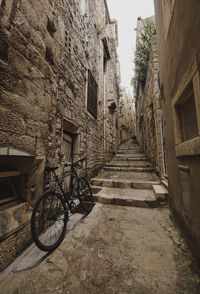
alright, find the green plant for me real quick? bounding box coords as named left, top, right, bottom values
left=134, top=18, right=156, bottom=88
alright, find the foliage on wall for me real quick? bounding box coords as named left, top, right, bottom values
left=134, top=18, right=156, bottom=88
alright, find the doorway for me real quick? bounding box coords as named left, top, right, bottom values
left=62, top=132, right=73, bottom=193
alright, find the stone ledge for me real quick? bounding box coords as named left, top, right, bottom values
left=153, top=185, right=168, bottom=200
left=175, top=137, right=200, bottom=157
left=0, top=147, right=34, bottom=157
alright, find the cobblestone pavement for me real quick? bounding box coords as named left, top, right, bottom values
left=0, top=203, right=200, bottom=294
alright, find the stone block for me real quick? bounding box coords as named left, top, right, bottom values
left=153, top=184, right=168, bottom=200
left=0, top=202, right=32, bottom=240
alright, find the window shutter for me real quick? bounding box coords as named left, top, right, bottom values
left=87, top=70, right=98, bottom=118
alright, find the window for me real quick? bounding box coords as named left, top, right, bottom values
left=0, top=148, right=31, bottom=206
left=87, top=70, right=98, bottom=118
left=174, top=81, right=199, bottom=144
left=0, top=173, right=19, bottom=206
left=181, top=93, right=198, bottom=142
left=172, top=58, right=200, bottom=156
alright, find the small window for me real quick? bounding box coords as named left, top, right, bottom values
left=172, top=60, right=200, bottom=157
left=175, top=82, right=199, bottom=143
left=181, top=93, right=199, bottom=141
left=87, top=70, right=98, bottom=118
left=0, top=171, right=21, bottom=206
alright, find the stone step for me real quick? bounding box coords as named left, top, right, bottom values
left=117, top=150, right=141, bottom=154
left=91, top=179, right=160, bottom=190
left=91, top=171, right=160, bottom=189
left=153, top=184, right=168, bottom=200
left=118, top=142, right=138, bottom=150
left=114, top=157, right=148, bottom=162
left=115, top=153, right=146, bottom=158
left=118, top=146, right=139, bottom=151
left=104, top=166, right=155, bottom=172
left=91, top=186, right=158, bottom=208
left=91, top=178, right=160, bottom=189
left=107, top=161, right=152, bottom=168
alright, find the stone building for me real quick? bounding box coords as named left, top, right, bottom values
left=119, top=88, right=135, bottom=143
left=134, top=17, right=167, bottom=179
left=0, top=0, right=120, bottom=270
left=103, top=18, right=121, bottom=161
left=154, top=0, right=200, bottom=261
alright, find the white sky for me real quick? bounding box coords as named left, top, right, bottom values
left=106, top=0, right=155, bottom=91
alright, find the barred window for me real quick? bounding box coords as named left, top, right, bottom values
left=172, top=60, right=200, bottom=157
left=87, top=70, right=98, bottom=118
left=181, top=93, right=199, bottom=141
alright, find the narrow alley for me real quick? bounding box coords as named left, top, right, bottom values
left=1, top=0, right=200, bottom=293
left=0, top=141, right=200, bottom=293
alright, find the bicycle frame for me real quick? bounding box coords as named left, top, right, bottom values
left=52, top=165, right=80, bottom=212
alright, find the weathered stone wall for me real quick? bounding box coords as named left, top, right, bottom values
left=0, top=0, right=120, bottom=270
left=154, top=0, right=200, bottom=262
left=135, top=33, right=166, bottom=178
left=105, top=56, right=120, bottom=160
left=102, top=20, right=120, bottom=162
left=119, top=88, right=135, bottom=143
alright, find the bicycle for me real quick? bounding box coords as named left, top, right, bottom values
left=31, top=157, right=94, bottom=252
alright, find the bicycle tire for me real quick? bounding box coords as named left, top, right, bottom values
left=78, top=177, right=94, bottom=213
left=31, top=191, right=68, bottom=251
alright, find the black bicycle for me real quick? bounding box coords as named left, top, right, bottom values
left=31, top=157, right=94, bottom=252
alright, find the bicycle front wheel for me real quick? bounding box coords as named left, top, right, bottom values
left=31, top=191, right=68, bottom=251
left=78, top=177, right=94, bottom=213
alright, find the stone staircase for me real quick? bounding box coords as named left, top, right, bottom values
left=91, top=140, right=168, bottom=208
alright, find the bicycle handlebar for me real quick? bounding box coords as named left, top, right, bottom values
left=46, top=157, right=87, bottom=172
left=64, top=157, right=86, bottom=167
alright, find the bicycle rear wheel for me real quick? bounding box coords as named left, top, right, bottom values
left=78, top=177, right=94, bottom=213
left=31, top=191, right=68, bottom=251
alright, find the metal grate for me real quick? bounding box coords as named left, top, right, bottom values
left=182, top=93, right=199, bottom=141
left=87, top=70, right=98, bottom=118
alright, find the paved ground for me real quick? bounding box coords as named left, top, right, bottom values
left=95, top=171, right=159, bottom=181
left=0, top=213, right=84, bottom=280
left=0, top=140, right=199, bottom=293
left=0, top=204, right=199, bottom=294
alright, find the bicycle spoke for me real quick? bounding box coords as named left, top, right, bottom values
left=31, top=191, right=68, bottom=251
